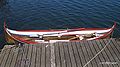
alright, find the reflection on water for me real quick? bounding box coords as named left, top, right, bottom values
left=0, top=0, right=120, bottom=48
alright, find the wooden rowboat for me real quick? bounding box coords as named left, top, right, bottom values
left=4, top=22, right=116, bottom=44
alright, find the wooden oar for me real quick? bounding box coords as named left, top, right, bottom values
left=68, top=36, right=79, bottom=40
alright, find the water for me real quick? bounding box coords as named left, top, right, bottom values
left=0, top=0, right=120, bottom=48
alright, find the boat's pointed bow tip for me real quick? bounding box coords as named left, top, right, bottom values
left=4, top=21, right=6, bottom=27
left=114, top=22, right=117, bottom=25
left=4, top=21, right=8, bottom=32
left=112, top=22, right=117, bottom=29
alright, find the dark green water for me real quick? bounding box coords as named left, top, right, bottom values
left=0, top=0, right=120, bottom=48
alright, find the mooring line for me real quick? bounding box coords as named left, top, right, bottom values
left=83, top=38, right=112, bottom=67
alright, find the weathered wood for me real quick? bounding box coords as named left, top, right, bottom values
left=10, top=47, right=19, bottom=67
left=36, top=44, right=42, bottom=67
left=0, top=48, right=11, bottom=67
left=91, top=40, right=103, bottom=67
left=86, top=40, right=99, bottom=67
left=63, top=42, right=72, bottom=67
left=112, top=39, right=120, bottom=59
left=0, top=48, right=7, bottom=66
left=72, top=42, right=82, bottom=67
left=68, top=42, right=77, bottom=67
left=101, top=39, right=114, bottom=67
left=24, top=45, right=32, bottom=67
left=82, top=40, right=92, bottom=67
left=55, top=42, right=61, bottom=67
left=99, top=40, right=110, bottom=60
left=104, top=40, right=118, bottom=60
left=4, top=47, right=15, bottom=67
left=59, top=42, right=66, bottom=67
left=20, top=45, right=29, bottom=67
left=49, top=43, right=52, bottom=67
left=41, top=44, right=46, bottom=67
left=110, top=39, right=120, bottom=66
left=0, top=38, right=120, bottom=67
left=95, top=40, right=109, bottom=67
left=30, top=45, right=37, bottom=67
left=76, top=41, right=86, bottom=66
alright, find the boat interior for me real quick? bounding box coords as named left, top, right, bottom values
left=11, top=33, right=97, bottom=42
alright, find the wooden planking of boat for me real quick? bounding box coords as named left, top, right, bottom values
left=4, top=22, right=116, bottom=44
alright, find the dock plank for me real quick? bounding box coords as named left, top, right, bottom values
left=41, top=44, right=46, bottom=67
left=72, top=42, right=82, bottom=67
left=102, top=39, right=115, bottom=67
left=113, top=39, right=120, bottom=59
left=111, top=39, right=120, bottom=66
left=5, top=47, right=15, bottom=67
left=36, top=44, right=42, bottom=67
left=86, top=40, right=99, bottom=67
left=94, top=40, right=109, bottom=67
left=82, top=41, right=93, bottom=67
left=15, top=46, right=25, bottom=67
left=0, top=48, right=7, bottom=66
left=68, top=42, right=77, bottom=67
left=59, top=42, right=66, bottom=67
left=91, top=40, right=104, bottom=67
left=55, top=42, right=61, bottom=67
left=63, top=42, right=72, bottom=67
left=24, top=45, right=32, bottom=67
left=10, top=47, right=19, bottom=67
left=104, top=39, right=119, bottom=67
left=76, top=42, right=86, bottom=66
left=99, top=40, right=110, bottom=61
left=0, top=48, right=11, bottom=67
left=30, top=45, right=37, bottom=67
left=46, top=43, right=51, bottom=67
left=20, top=45, right=29, bottom=67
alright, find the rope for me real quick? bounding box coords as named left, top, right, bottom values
left=83, top=38, right=112, bottom=67
left=83, top=31, right=114, bottom=67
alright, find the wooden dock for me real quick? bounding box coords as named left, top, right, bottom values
left=0, top=38, right=120, bottom=67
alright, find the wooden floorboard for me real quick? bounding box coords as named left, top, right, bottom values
left=95, top=40, right=109, bottom=67
left=30, top=45, right=37, bottom=67
left=41, top=44, right=46, bottom=67
left=63, top=42, right=72, bottom=67
left=76, top=42, right=86, bottom=66
left=69, top=42, right=78, bottom=67
left=46, top=43, right=51, bottom=67
left=36, top=44, right=42, bottom=67
left=0, top=48, right=7, bottom=66
left=86, top=40, right=99, bottom=67
left=20, top=45, right=29, bottom=67
left=5, top=47, right=15, bottom=67
left=59, top=42, right=66, bottom=67
left=55, top=42, right=61, bottom=67
left=72, top=42, right=82, bottom=67
left=111, top=39, right=120, bottom=66
left=25, top=44, right=32, bottom=67
left=101, top=39, right=114, bottom=67
left=0, top=38, right=120, bottom=67
left=10, top=47, right=19, bottom=67
left=104, top=39, right=119, bottom=67
left=0, top=48, right=11, bottom=67
left=82, top=41, right=93, bottom=67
